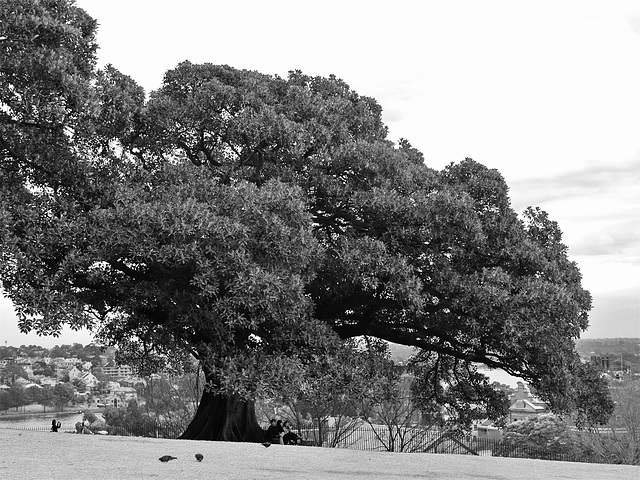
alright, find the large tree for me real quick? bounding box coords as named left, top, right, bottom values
left=0, top=0, right=612, bottom=441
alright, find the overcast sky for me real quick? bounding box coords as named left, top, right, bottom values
left=1, top=0, right=638, bottom=347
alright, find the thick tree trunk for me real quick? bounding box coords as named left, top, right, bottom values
left=179, top=389, right=265, bottom=442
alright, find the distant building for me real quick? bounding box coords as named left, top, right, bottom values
left=105, top=381, right=120, bottom=390
left=38, top=377, right=58, bottom=387
left=101, top=364, right=133, bottom=380
left=23, top=365, right=35, bottom=379
left=82, top=372, right=99, bottom=389
left=508, top=382, right=548, bottom=423
left=472, top=419, right=502, bottom=440
left=22, top=382, right=42, bottom=389
left=0, top=358, right=13, bottom=369
left=67, top=366, right=83, bottom=382
left=103, top=386, right=137, bottom=407
left=119, top=377, right=146, bottom=388
left=57, top=357, right=82, bottom=369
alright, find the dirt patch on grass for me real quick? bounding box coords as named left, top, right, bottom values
left=0, top=428, right=636, bottom=480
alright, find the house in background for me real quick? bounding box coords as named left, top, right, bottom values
left=508, top=382, right=548, bottom=423
left=473, top=418, right=502, bottom=440
left=22, top=382, right=42, bottom=390
left=38, top=377, right=58, bottom=387
left=106, top=381, right=121, bottom=391
left=103, top=386, right=137, bottom=408
left=22, top=365, right=35, bottom=379
left=67, top=366, right=83, bottom=382
left=82, top=372, right=99, bottom=391
left=101, top=361, right=133, bottom=380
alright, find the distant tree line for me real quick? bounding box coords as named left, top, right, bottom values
left=0, top=343, right=105, bottom=363
left=0, top=382, right=76, bottom=413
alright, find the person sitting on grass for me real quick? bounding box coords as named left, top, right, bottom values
left=281, top=420, right=300, bottom=445
left=265, top=418, right=281, bottom=444
left=51, top=419, right=61, bottom=432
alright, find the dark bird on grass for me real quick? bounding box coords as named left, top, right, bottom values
left=159, top=455, right=177, bottom=462
left=262, top=442, right=271, bottom=448
left=195, top=453, right=203, bottom=462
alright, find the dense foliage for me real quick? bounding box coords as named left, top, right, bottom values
left=494, top=413, right=584, bottom=460
left=0, top=382, right=75, bottom=413
left=0, top=0, right=614, bottom=439
left=494, top=382, right=640, bottom=466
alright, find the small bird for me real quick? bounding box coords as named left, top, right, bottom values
left=159, top=455, right=177, bottom=462
left=261, top=442, right=271, bottom=448
left=195, top=453, right=203, bottom=462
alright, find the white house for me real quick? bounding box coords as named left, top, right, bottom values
left=22, top=382, right=43, bottom=390
left=472, top=418, right=502, bottom=440
left=22, top=365, right=35, bottom=379
left=67, top=366, right=83, bottom=382
left=101, top=364, right=133, bottom=380
left=82, top=372, right=99, bottom=389
left=62, top=357, right=81, bottom=367
left=106, top=381, right=121, bottom=391
left=103, top=386, right=137, bottom=408
left=508, top=382, right=548, bottom=423
left=38, top=377, right=58, bottom=387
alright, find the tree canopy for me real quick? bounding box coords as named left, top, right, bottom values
left=0, top=0, right=613, bottom=439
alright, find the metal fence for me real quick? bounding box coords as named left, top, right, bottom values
left=106, top=424, right=184, bottom=439
left=0, top=422, right=185, bottom=438
left=293, top=425, right=606, bottom=463
left=1, top=425, right=52, bottom=433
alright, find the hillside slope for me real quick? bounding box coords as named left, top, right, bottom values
left=0, top=428, right=637, bottom=480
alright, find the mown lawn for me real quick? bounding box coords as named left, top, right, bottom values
left=0, top=428, right=636, bottom=480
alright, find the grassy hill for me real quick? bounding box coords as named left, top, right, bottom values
left=0, top=428, right=637, bottom=480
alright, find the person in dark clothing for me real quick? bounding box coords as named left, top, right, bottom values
left=51, top=419, right=61, bottom=432
left=276, top=420, right=284, bottom=443
left=281, top=420, right=300, bottom=445
left=265, top=418, right=281, bottom=443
